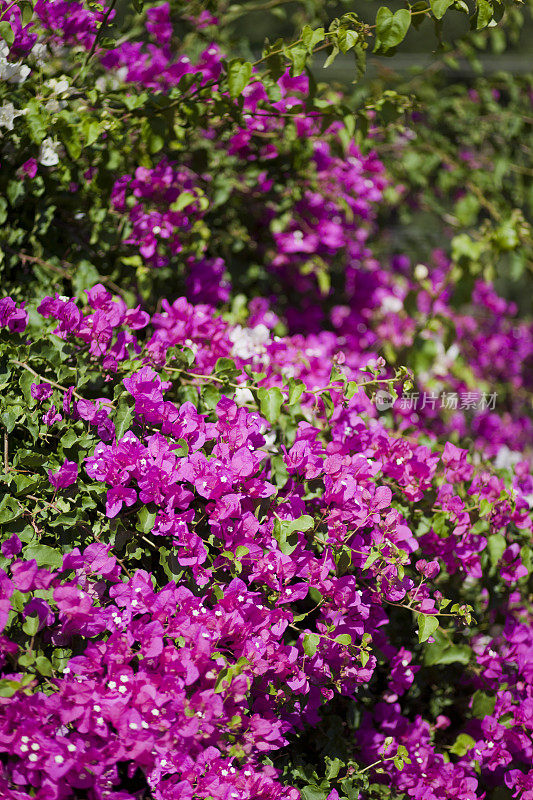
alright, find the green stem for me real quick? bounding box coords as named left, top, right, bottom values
left=0, top=0, right=19, bottom=21
left=74, top=0, right=119, bottom=84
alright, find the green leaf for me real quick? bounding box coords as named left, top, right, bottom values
left=18, top=652, right=36, bottom=667
left=321, top=390, right=334, bottom=419
left=337, top=27, right=359, bottom=54
left=336, top=547, right=351, bottom=576
left=286, top=43, right=308, bottom=76
left=0, top=496, right=22, bottom=524
left=521, top=544, right=531, bottom=576
left=451, top=233, right=484, bottom=264
left=363, top=548, right=381, bottom=570
left=214, top=357, right=239, bottom=378
left=344, top=381, right=359, bottom=400
left=270, top=454, right=289, bottom=489
left=22, top=614, right=40, bottom=636
left=494, top=220, right=519, bottom=251
left=471, top=690, right=496, bottom=719
left=214, top=667, right=229, bottom=693
left=302, top=25, right=325, bottom=52
left=354, top=45, right=366, bottom=79
left=35, top=656, right=53, bottom=676
left=429, top=0, right=454, bottom=19
left=59, top=120, right=82, bottom=160
left=283, top=515, right=314, bottom=535
left=424, top=631, right=471, bottom=665
left=257, top=387, right=283, bottom=424
left=287, top=378, right=305, bottom=405
left=202, top=383, right=221, bottom=410
left=227, top=59, right=252, bottom=98
left=334, top=633, right=352, bottom=646
left=454, top=194, right=480, bottom=226
left=173, top=438, right=189, bottom=457
left=325, top=757, right=342, bottom=780
left=301, top=787, right=327, bottom=800
left=0, top=679, right=25, bottom=698
left=374, top=7, right=411, bottom=52
left=170, top=191, right=197, bottom=212
left=417, top=613, right=439, bottom=643
left=302, top=632, right=320, bottom=657
left=273, top=516, right=312, bottom=556
left=60, top=429, right=79, bottom=450
left=476, top=0, right=493, bottom=28
left=25, top=98, right=48, bottom=144
left=479, top=497, right=492, bottom=517
left=10, top=591, right=27, bottom=613
left=7, top=179, right=24, bottom=206
left=497, top=711, right=513, bottom=728
left=137, top=507, right=156, bottom=533
left=114, top=400, right=134, bottom=440
left=73, top=261, right=100, bottom=296
left=0, top=21, right=15, bottom=48
left=82, top=118, right=104, bottom=147
left=487, top=533, right=506, bottom=567
left=1, top=408, right=19, bottom=433
left=24, top=544, right=63, bottom=569
left=323, top=45, right=339, bottom=69
left=20, top=2, right=34, bottom=27
left=449, top=733, right=476, bottom=756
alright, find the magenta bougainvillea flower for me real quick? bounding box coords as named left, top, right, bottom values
left=48, top=459, right=78, bottom=490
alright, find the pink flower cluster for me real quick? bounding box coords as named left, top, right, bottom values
left=98, top=11, right=532, bottom=463
left=0, top=0, right=111, bottom=64
left=34, top=0, right=112, bottom=51
left=102, top=4, right=222, bottom=90
left=0, top=297, right=27, bottom=333
left=357, top=600, right=533, bottom=800
left=1, top=288, right=531, bottom=798
left=111, top=162, right=207, bottom=267
left=0, top=0, right=37, bottom=58
left=0, top=544, right=300, bottom=800
left=37, top=284, right=149, bottom=367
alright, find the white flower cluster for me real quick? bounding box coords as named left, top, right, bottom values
left=0, top=101, right=26, bottom=132
left=234, top=386, right=254, bottom=406
left=494, top=446, right=533, bottom=508
left=0, top=43, right=30, bottom=84
left=44, top=77, right=72, bottom=113
left=39, top=138, right=60, bottom=166
left=229, top=323, right=270, bottom=359
left=30, top=42, right=47, bottom=67
left=381, top=294, right=403, bottom=314
left=494, top=445, right=522, bottom=471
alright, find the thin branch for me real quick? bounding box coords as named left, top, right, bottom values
left=12, top=361, right=91, bottom=404
left=76, top=0, right=119, bottom=81
left=3, top=430, right=8, bottom=473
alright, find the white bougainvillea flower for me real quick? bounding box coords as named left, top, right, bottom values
left=0, top=43, right=31, bottom=84
left=39, top=138, right=60, bottom=167
left=0, top=102, right=26, bottom=132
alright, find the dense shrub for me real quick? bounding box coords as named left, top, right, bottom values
left=0, top=2, right=532, bottom=800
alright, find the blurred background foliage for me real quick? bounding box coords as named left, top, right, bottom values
left=1, top=0, right=531, bottom=316
left=216, top=0, right=533, bottom=313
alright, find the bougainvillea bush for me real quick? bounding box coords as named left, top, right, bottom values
left=0, top=1, right=532, bottom=799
